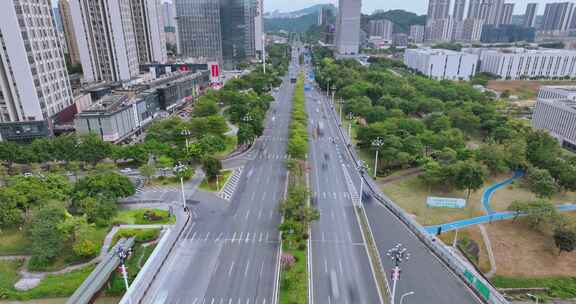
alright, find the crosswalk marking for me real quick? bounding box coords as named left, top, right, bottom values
left=218, top=167, right=243, bottom=201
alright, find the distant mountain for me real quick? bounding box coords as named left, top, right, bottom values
left=362, top=10, right=426, bottom=34
left=264, top=4, right=335, bottom=19
left=264, top=4, right=336, bottom=33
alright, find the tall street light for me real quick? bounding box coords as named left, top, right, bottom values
left=400, top=291, right=415, bottom=304
left=357, top=160, right=367, bottom=206
left=387, top=243, right=411, bottom=304
left=337, top=98, right=345, bottom=124
left=181, top=129, right=191, bottom=152
left=347, top=112, right=354, bottom=140
left=173, top=162, right=188, bottom=211
left=116, top=246, right=132, bottom=303
left=371, top=137, right=385, bottom=178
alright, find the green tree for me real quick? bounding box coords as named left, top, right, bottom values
left=526, top=168, right=557, bottom=199
left=0, top=188, right=25, bottom=228
left=524, top=200, right=558, bottom=229
left=554, top=227, right=576, bottom=255
left=451, top=160, right=488, bottom=200
left=73, top=172, right=135, bottom=202
left=238, top=124, right=256, bottom=145
left=194, top=98, right=219, bottom=117
left=73, top=196, right=118, bottom=226
left=77, top=134, right=113, bottom=165
left=477, top=144, right=508, bottom=174
left=202, top=157, right=222, bottom=180
left=27, top=203, right=68, bottom=266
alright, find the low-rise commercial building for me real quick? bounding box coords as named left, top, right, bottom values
left=404, top=48, right=478, bottom=80
left=533, top=86, right=576, bottom=151
left=478, top=48, right=576, bottom=80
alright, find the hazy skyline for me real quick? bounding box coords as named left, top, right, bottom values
left=51, top=0, right=560, bottom=16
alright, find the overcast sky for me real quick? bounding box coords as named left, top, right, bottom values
left=51, top=0, right=560, bottom=15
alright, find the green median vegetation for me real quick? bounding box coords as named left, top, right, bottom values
left=279, top=73, right=319, bottom=304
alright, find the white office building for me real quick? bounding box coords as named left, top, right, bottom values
left=533, top=86, right=576, bottom=151
left=336, top=0, right=361, bottom=55
left=478, top=48, right=576, bottom=80
left=0, top=0, right=73, bottom=122
left=404, top=48, right=478, bottom=80
left=255, top=0, right=264, bottom=54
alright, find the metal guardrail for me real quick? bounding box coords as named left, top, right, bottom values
left=119, top=212, right=191, bottom=304
left=321, top=83, right=509, bottom=304
left=66, top=237, right=135, bottom=304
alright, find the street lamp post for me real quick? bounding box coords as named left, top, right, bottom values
left=357, top=161, right=367, bottom=206
left=116, top=246, right=132, bottom=303
left=181, top=129, right=191, bottom=152
left=400, top=291, right=415, bottom=304
left=387, top=243, right=411, bottom=304
left=173, top=163, right=188, bottom=211
left=371, top=137, right=385, bottom=178
left=337, top=98, right=344, bottom=123
left=331, top=85, right=336, bottom=105
left=347, top=112, right=354, bottom=139
left=326, top=78, right=331, bottom=98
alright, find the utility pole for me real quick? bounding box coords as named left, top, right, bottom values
left=357, top=160, right=367, bottom=206
left=347, top=112, right=354, bottom=140
left=371, top=137, right=385, bottom=178
left=387, top=243, right=410, bottom=304
left=262, top=34, right=266, bottom=74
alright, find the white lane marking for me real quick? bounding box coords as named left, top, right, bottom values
left=261, top=191, right=267, bottom=202
left=259, top=233, right=263, bottom=242
left=245, top=260, right=251, bottom=277
left=228, top=299, right=232, bottom=304
left=331, top=210, right=335, bottom=220
left=322, top=232, right=326, bottom=241
left=191, top=231, right=198, bottom=241
left=211, top=298, right=215, bottom=304
left=239, top=232, right=244, bottom=242
left=347, top=230, right=352, bottom=242
left=245, top=210, right=251, bottom=220
left=205, top=232, right=211, bottom=241
left=246, top=232, right=251, bottom=243
left=338, top=259, right=343, bottom=274
left=250, top=191, right=256, bottom=202
left=265, top=232, right=269, bottom=241
left=232, top=232, right=237, bottom=242
left=229, top=262, right=235, bottom=277
left=216, top=232, right=223, bottom=242
left=258, top=209, right=263, bottom=220
left=269, top=210, right=274, bottom=219
left=192, top=299, right=198, bottom=304
left=324, top=259, right=328, bottom=273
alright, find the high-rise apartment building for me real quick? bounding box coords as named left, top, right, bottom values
left=426, top=18, right=454, bottom=41
left=220, top=0, right=257, bottom=68
left=174, top=0, right=223, bottom=63
left=523, top=3, right=538, bottom=28
left=369, top=19, right=394, bottom=40
left=70, top=0, right=140, bottom=82
left=499, top=3, right=514, bottom=25
left=468, top=0, right=481, bottom=19
left=336, top=0, right=361, bottom=55
left=541, top=2, right=575, bottom=32
left=130, top=0, right=167, bottom=64
left=410, top=25, right=425, bottom=43
left=59, top=0, right=81, bottom=66
left=467, top=0, right=504, bottom=25
left=163, top=2, right=175, bottom=28
left=0, top=0, right=73, bottom=122
left=427, top=0, right=451, bottom=20
left=255, top=0, right=264, bottom=54
left=453, top=0, right=467, bottom=21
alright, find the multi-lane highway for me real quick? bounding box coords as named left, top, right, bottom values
left=141, top=53, right=299, bottom=304
left=306, top=59, right=482, bottom=303
left=305, top=68, right=382, bottom=302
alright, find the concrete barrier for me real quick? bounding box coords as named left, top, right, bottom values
left=66, top=238, right=135, bottom=304
left=119, top=213, right=191, bottom=304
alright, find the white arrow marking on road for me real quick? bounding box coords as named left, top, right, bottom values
left=191, top=231, right=197, bottom=241
left=229, top=262, right=235, bottom=277
left=245, top=261, right=250, bottom=277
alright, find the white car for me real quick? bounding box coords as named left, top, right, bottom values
left=120, top=168, right=133, bottom=174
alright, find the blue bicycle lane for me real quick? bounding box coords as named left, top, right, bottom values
left=424, top=170, right=576, bottom=234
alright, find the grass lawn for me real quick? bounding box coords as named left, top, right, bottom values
left=199, top=170, right=232, bottom=192
left=380, top=175, right=486, bottom=225
left=111, top=228, right=161, bottom=248
left=215, top=136, right=238, bottom=158
left=490, top=179, right=576, bottom=212
left=492, top=276, right=576, bottom=300
left=147, top=176, right=180, bottom=187
left=0, top=229, right=31, bottom=256
left=279, top=242, right=307, bottom=304
left=113, top=208, right=175, bottom=225
left=0, top=258, right=95, bottom=301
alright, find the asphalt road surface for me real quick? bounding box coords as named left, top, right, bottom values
left=141, top=56, right=298, bottom=304
left=306, top=65, right=482, bottom=304
left=304, top=69, right=382, bottom=303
